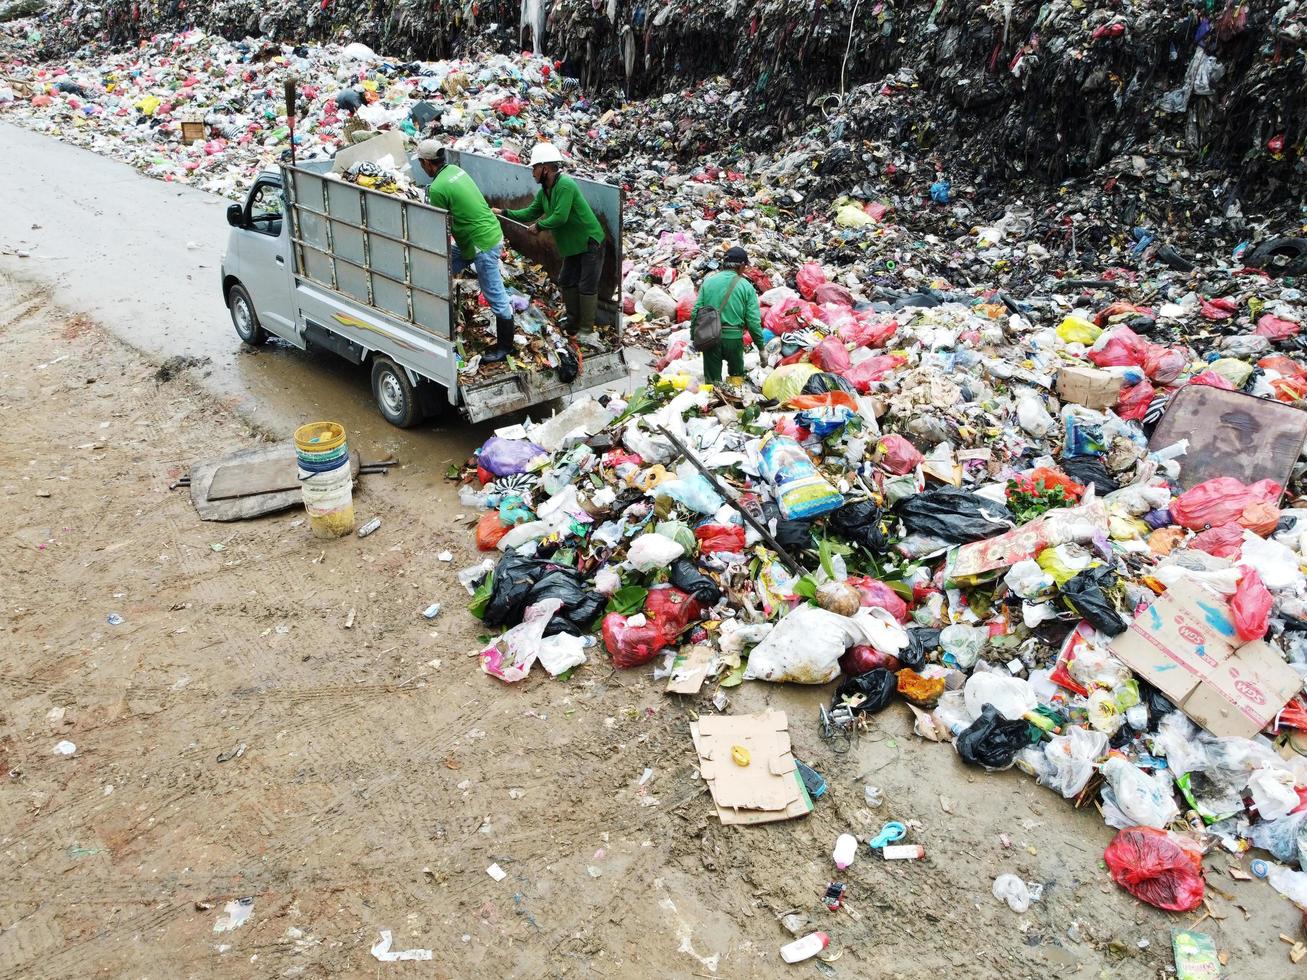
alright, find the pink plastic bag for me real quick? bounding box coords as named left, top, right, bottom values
left=1143, top=347, right=1188, bottom=385
left=838, top=316, right=897, bottom=348
left=1187, top=369, right=1235, bottom=390
left=1231, top=569, right=1272, bottom=642
left=1256, top=314, right=1301, bottom=340
left=1200, top=297, right=1238, bottom=321
left=1090, top=326, right=1150, bottom=368
left=846, top=354, right=907, bottom=392
left=877, top=434, right=924, bottom=475
left=1115, top=379, right=1155, bottom=421
left=810, top=336, right=852, bottom=375
left=847, top=576, right=909, bottom=622
left=815, top=303, right=857, bottom=331
left=1170, top=477, right=1282, bottom=532
left=1188, top=523, right=1244, bottom=559
left=812, top=282, right=854, bottom=306
left=796, top=262, right=827, bottom=300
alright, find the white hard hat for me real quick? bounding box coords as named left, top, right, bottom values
left=416, top=138, right=446, bottom=161
left=529, top=142, right=564, bottom=166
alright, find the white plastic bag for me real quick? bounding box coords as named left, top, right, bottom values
left=1248, top=765, right=1300, bottom=821
left=478, top=598, right=561, bottom=682
left=992, top=874, right=1040, bottom=913
left=627, top=533, right=686, bottom=572
left=593, top=567, right=621, bottom=596
left=537, top=632, right=587, bottom=677
left=1039, top=727, right=1108, bottom=798
left=964, top=672, right=1036, bottom=721
left=1100, top=756, right=1179, bottom=830
left=743, top=605, right=862, bottom=684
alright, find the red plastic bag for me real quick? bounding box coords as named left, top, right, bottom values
left=1089, top=326, right=1150, bottom=368
left=1256, top=314, right=1301, bottom=340
left=809, top=336, right=852, bottom=375
left=846, top=354, right=908, bottom=392
left=1231, top=569, right=1272, bottom=642
left=603, top=613, right=669, bottom=668
left=847, top=576, right=909, bottom=622
left=838, top=316, right=897, bottom=348
left=877, top=434, right=924, bottom=475
left=1200, top=297, right=1238, bottom=321
left=1188, top=523, right=1244, bottom=559
left=1170, top=477, right=1282, bottom=532
left=476, top=511, right=512, bottom=550
left=812, top=282, right=854, bottom=306
left=674, top=295, right=694, bottom=323
left=695, top=523, right=746, bottom=554
left=644, top=586, right=704, bottom=635
left=796, top=262, right=827, bottom=300
left=1103, top=826, right=1205, bottom=912
left=1143, top=347, right=1188, bottom=385
left=654, top=338, right=689, bottom=371
left=1258, top=355, right=1307, bottom=378
left=840, top=644, right=900, bottom=676
left=1187, top=369, right=1235, bottom=390
left=1115, top=379, right=1156, bottom=421
left=763, top=299, right=806, bottom=335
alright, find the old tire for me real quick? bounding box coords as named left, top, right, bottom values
left=1245, top=237, right=1307, bottom=277
left=228, top=284, right=268, bottom=346
left=371, top=356, right=421, bottom=428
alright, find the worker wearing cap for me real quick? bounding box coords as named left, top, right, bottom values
left=495, top=143, right=605, bottom=337
left=416, top=139, right=517, bottom=363
left=692, top=246, right=763, bottom=388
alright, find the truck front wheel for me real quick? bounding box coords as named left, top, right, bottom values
left=371, top=357, right=422, bottom=428
left=228, top=284, right=268, bottom=346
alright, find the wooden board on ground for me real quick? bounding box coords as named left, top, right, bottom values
left=209, top=452, right=360, bottom=501
left=188, top=443, right=360, bottom=522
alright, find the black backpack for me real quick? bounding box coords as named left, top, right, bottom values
left=690, top=273, right=744, bottom=352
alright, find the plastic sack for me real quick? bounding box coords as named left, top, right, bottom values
left=1170, top=477, right=1282, bottom=531
left=478, top=436, right=547, bottom=477
left=1089, top=326, right=1151, bottom=368
left=896, top=489, right=1015, bottom=544
left=525, top=570, right=607, bottom=637
left=810, top=336, right=852, bottom=375
left=1103, top=826, right=1205, bottom=912
left=1038, top=727, right=1109, bottom=798
left=669, top=558, right=723, bottom=606
left=1115, top=380, right=1156, bottom=422
left=964, top=672, right=1037, bottom=722
left=827, top=500, right=889, bottom=552
left=694, top=523, right=745, bottom=555
left=757, top=432, right=844, bottom=521
left=1102, top=757, right=1179, bottom=830
left=476, top=511, right=512, bottom=550
left=762, top=363, right=822, bottom=403
left=847, top=576, right=908, bottom=621
left=602, top=613, right=669, bottom=668
left=1231, top=569, right=1272, bottom=642
left=877, top=434, right=924, bottom=474
left=832, top=667, right=898, bottom=714
left=955, top=704, right=1033, bottom=771
left=1061, top=565, right=1128, bottom=636
left=627, top=533, right=686, bottom=571
left=1189, top=523, right=1244, bottom=559
left=796, top=262, right=827, bottom=300
left=480, top=598, right=562, bottom=682
left=743, top=604, right=862, bottom=684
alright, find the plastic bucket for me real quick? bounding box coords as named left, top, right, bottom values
left=300, top=463, right=355, bottom=539
left=295, top=421, right=346, bottom=455
left=297, top=448, right=351, bottom=474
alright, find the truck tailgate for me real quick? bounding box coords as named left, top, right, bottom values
left=460, top=349, right=630, bottom=424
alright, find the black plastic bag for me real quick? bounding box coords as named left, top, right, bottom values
left=955, top=704, right=1032, bottom=770
left=556, top=344, right=580, bottom=384
left=832, top=668, right=897, bottom=715
left=898, top=627, right=940, bottom=672
left=669, top=558, right=723, bottom=607
left=896, top=488, right=1014, bottom=543
left=774, top=519, right=814, bottom=551
left=801, top=371, right=858, bottom=397
left=1061, top=565, right=1128, bottom=636
left=1059, top=455, right=1120, bottom=495
left=827, top=499, right=889, bottom=552
left=525, top=569, right=607, bottom=637
left=483, top=553, right=549, bottom=628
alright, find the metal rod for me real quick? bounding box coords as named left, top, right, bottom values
left=653, top=424, right=807, bottom=576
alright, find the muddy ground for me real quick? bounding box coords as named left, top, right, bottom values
left=0, top=265, right=1302, bottom=978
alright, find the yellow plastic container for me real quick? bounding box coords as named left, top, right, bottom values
left=295, top=421, right=346, bottom=455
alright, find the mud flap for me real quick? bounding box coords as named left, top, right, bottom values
left=459, top=348, right=629, bottom=423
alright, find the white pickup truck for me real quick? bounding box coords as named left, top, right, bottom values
left=218, top=134, right=629, bottom=426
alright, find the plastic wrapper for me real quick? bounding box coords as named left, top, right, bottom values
left=896, top=489, right=1015, bottom=544
left=1061, top=565, right=1128, bottom=635
left=878, top=434, right=924, bottom=474
left=668, top=558, right=723, bottom=606
left=1103, top=826, right=1205, bottom=912
left=757, top=432, right=844, bottom=520
left=743, top=604, right=863, bottom=684
left=832, top=667, right=898, bottom=714
left=1231, top=569, right=1272, bottom=642
left=955, top=705, right=1033, bottom=771
left=1170, top=477, right=1282, bottom=532
left=478, top=436, right=547, bottom=477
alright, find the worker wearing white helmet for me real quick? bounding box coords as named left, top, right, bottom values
left=496, top=142, right=606, bottom=337
left=417, top=139, right=518, bottom=363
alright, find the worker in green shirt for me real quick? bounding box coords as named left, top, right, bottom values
left=692, top=245, right=763, bottom=388
left=417, top=139, right=517, bottom=363
left=495, top=143, right=606, bottom=337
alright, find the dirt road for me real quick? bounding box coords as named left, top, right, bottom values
left=2, top=262, right=1302, bottom=977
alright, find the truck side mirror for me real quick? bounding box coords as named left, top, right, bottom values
left=226, top=204, right=244, bottom=228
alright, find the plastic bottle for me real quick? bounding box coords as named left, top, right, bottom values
left=780, top=932, right=829, bottom=964
left=832, top=834, right=857, bottom=870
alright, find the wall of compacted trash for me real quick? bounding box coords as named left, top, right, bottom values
left=7, top=15, right=1307, bottom=954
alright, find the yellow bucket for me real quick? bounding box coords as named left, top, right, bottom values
left=295, top=421, right=346, bottom=455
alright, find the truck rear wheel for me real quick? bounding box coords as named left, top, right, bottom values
left=371, top=356, right=422, bottom=428
left=228, top=284, right=268, bottom=346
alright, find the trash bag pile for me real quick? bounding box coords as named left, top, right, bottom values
left=457, top=252, right=1307, bottom=916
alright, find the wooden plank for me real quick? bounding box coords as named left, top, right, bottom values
left=208, top=451, right=359, bottom=501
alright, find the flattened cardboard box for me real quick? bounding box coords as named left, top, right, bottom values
left=691, top=711, right=813, bottom=825
left=1108, top=580, right=1301, bottom=739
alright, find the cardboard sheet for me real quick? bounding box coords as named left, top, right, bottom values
left=691, top=711, right=813, bottom=825
left=1108, top=580, right=1301, bottom=738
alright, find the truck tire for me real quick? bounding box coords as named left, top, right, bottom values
left=1245, top=237, right=1307, bottom=278
left=228, top=284, right=268, bottom=346
left=371, top=356, right=422, bottom=428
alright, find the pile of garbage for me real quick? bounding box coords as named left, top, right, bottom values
left=457, top=246, right=1307, bottom=920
